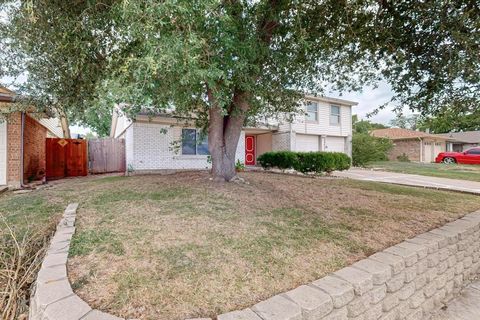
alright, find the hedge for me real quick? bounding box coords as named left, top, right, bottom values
left=257, top=151, right=351, bottom=174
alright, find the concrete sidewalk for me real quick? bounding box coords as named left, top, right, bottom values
left=334, top=168, right=480, bottom=195
left=431, top=281, right=480, bottom=320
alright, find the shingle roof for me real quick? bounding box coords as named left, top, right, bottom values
left=436, top=131, right=480, bottom=144
left=370, top=128, right=448, bottom=140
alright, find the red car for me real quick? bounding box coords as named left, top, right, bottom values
left=435, top=147, right=480, bottom=164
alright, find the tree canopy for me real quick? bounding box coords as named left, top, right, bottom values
left=1, top=0, right=478, bottom=179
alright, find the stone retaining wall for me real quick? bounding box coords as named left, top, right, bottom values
left=30, top=204, right=480, bottom=320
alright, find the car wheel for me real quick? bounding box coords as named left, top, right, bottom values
left=443, top=157, right=456, bottom=164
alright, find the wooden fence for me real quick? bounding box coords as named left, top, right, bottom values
left=46, top=138, right=88, bottom=180
left=88, top=138, right=126, bottom=174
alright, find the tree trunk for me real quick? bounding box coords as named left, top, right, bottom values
left=207, top=90, right=249, bottom=182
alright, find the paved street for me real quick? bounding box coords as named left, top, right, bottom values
left=334, top=168, right=480, bottom=195
left=431, top=281, right=480, bottom=320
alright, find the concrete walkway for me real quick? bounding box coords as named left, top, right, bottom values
left=431, top=281, right=480, bottom=320
left=334, top=168, right=480, bottom=195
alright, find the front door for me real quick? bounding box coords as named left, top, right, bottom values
left=245, top=135, right=256, bottom=166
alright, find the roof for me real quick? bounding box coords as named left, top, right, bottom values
left=370, top=128, right=448, bottom=140
left=304, top=94, right=358, bottom=106
left=435, top=131, right=480, bottom=144
left=0, top=87, right=15, bottom=102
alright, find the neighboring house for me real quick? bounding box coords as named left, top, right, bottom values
left=435, top=131, right=480, bottom=152
left=111, top=95, right=357, bottom=173
left=371, top=128, right=449, bottom=163
left=0, top=87, right=64, bottom=188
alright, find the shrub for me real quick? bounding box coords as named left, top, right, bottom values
left=257, top=151, right=351, bottom=174
left=397, top=153, right=410, bottom=162
left=352, top=133, right=393, bottom=167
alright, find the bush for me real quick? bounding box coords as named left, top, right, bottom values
left=397, top=153, right=410, bottom=162
left=352, top=133, right=393, bottom=167
left=257, top=151, right=351, bottom=174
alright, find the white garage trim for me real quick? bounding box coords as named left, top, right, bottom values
left=0, top=121, right=6, bottom=185
left=325, top=136, right=346, bottom=153
left=295, top=134, right=319, bottom=152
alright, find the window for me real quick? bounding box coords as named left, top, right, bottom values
left=306, top=102, right=318, bottom=122
left=330, top=105, right=341, bottom=125
left=182, top=129, right=209, bottom=155
left=466, top=148, right=480, bottom=155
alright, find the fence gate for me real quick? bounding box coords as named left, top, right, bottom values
left=88, top=138, right=126, bottom=174
left=46, top=138, right=88, bottom=180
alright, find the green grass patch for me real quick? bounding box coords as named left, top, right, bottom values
left=70, top=229, right=125, bottom=256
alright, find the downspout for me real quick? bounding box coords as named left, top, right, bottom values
left=20, top=112, right=26, bottom=188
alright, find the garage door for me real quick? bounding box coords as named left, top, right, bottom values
left=0, top=121, right=6, bottom=185
left=295, top=134, right=319, bottom=152
left=423, top=142, right=433, bottom=163
left=325, top=136, right=346, bottom=153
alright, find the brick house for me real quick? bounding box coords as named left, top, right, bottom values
left=371, top=128, right=450, bottom=163
left=0, top=87, right=63, bottom=188
left=110, top=95, right=357, bottom=173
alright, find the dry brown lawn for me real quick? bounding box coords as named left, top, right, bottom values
left=49, top=171, right=480, bottom=320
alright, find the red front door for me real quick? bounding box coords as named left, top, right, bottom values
left=245, top=135, right=256, bottom=166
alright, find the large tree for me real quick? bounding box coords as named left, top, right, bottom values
left=1, top=1, right=479, bottom=181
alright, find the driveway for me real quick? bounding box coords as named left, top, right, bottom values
left=334, top=168, right=480, bottom=195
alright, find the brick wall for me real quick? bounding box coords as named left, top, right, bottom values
left=127, top=122, right=245, bottom=172
left=217, top=210, right=480, bottom=320
left=23, top=115, right=47, bottom=182
left=7, top=112, right=22, bottom=187
left=388, top=139, right=421, bottom=162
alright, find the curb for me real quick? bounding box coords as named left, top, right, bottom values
left=30, top=204, right=480, bottom=320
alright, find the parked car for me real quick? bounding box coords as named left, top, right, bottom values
left=435, top=147, right=480, bottom=164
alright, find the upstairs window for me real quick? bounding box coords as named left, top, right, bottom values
left=182, top=129, right=209, bottom=155
left=330, top=105, right=341, bottom=125
left=306, top=102, right=318, bottom=122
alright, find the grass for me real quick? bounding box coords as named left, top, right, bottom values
left=367, top=161, right=480, bottom=182
left=2, top=172, right=480, bottom=320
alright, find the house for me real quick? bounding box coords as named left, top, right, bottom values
left=110, top=95, right=357, bottom=173
left=0, top=87, right=64, bottom=188
left=435, top=131, right=480, bottom=152
left=370, top=128, right=449, bottom=163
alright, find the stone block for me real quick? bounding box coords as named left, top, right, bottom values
left=283, top=285, right=333, bottom=320
left=34, top=279, right=73, bottom=309
left=370, top=284, right=387, bottom=304
left=397, top=282, right=415, bottom=301
left=414, top=273, right=426, bottom=290
left=423, top=282, right=437, bottom=298
left=453, top=274, right=463, bottom=288
left=397, top=242, right=428, bottom=259
left=415, top=258, right=428, bottom=274
left=322, top=307, right=348, bottom=320
left=421, top=297, right=435, bottom=314
left=436, top=274, right=447, bottom=289
left=425, top=267, right=437, bottom=283
left=406, top=308, right=423, bottom=320
left=417, top=232, right=448, bottom=248
left=406, top=237, right=438, bottom=254
left=386, top=273, right=405, bottom=293
left=384, top=246, right=418, bottom=267
left=456, top=251, right=465, bottom=262
left=82, top=310, right=125, bottom=320
left=438, top=248, right=449, bottom=261
left=437, top=260, right=448, bottom=275
left=409, top=290, right=425, bottom=309
left=36, top=264, right=67, bottom=285
left=427, top=252, right=439, bottom=268
left=333, top=267, right=373, bottom=296
left=311, top=276, right=354, bottom=308
left=252, top=295, right=302, bottom=320
left=379, top=308, right=398, bottom=320
left=352, top=259, right=392, bottom=285
left=42, top=251, right=69, bottom=268
left=446, top=255, right=456, bottom=268
left=382, top=294, right=399, bottom=312
left=429, top=229, right=458, bottom=245
left=464, top=256, right=473, bottom=268
left=433, top=288, right=446, bottom=308
left=218, top=309, right=262, bottom=320
left=43, top=295, right=91, bottom=320
left=346, top=294, right=370, bottom=317
left=404, top=266, right=417, bottom=283
left=363, top=303, right=383, bottom=320
left=369, top=252, right=405, bottom=275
